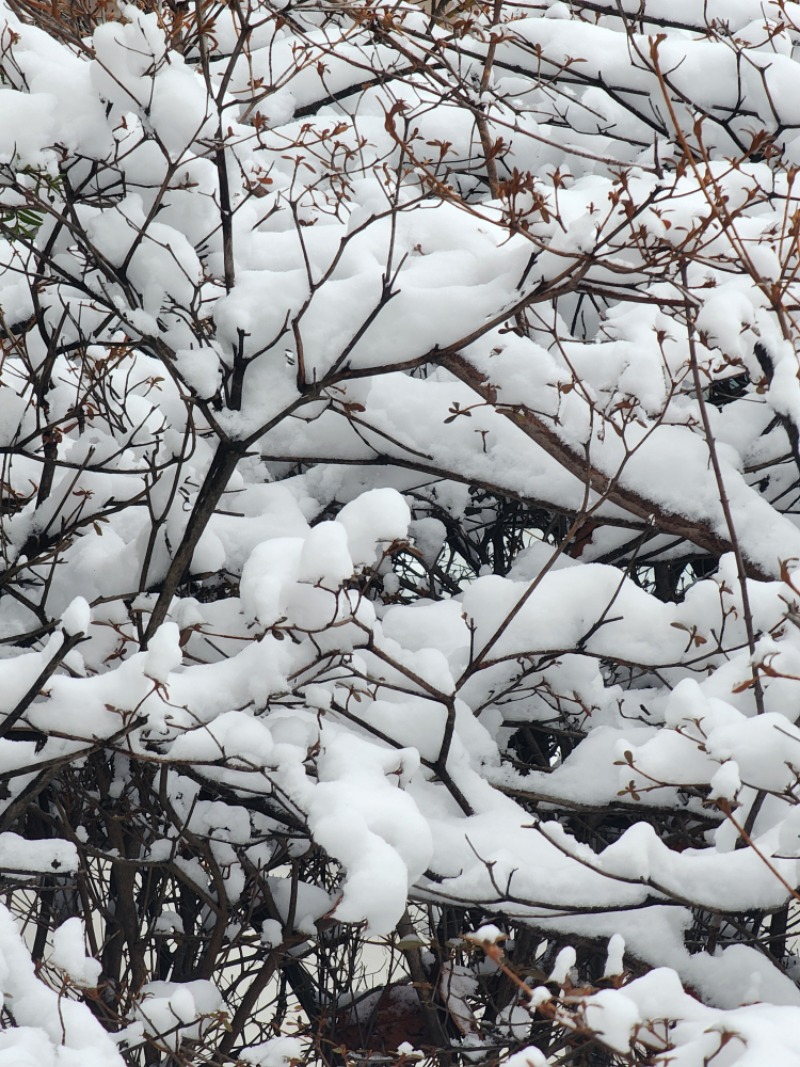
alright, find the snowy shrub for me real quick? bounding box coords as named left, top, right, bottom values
left=3, top=0, right=800, bottom=1063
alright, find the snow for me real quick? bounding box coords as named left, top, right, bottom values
left=60, top=597, right=91, bottom=637
left=144, top=622, right=182, bottom=684
left=548, top=947, right=576, bottom=985
left=50, top=919, right=102, bottom=988
left=603, top=934, right=625, bottom=979
left=0, top=903, right=123, bottom=1064
left=136, top=980, right=223, bottom=1052
left=0, top=89, right=57, bottom=167
left=467, top=923, right=505, bottom=945
left=307, top=733, right=434, bottom=933
left=242, top=1036, right=304, bottom=1067
left=337, top=489, right=411, bottom=568
left=0, top=834, right=77, bottom=874
left=169, top=710, right=275, bottom=766
left=297, top=521, right=353, bottom=587
left=580, top=988, right=639, bottom=1053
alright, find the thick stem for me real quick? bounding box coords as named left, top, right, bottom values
left=142, top=442, right=244, bottom=646
left=0, top=630, right=85, bottom=739
left=441, top=351, right=773, bottom=580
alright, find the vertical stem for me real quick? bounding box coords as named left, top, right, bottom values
left=681, top=261, right=765, bottom=716
left=475, top=0, right=503, bottom=198
left=216, top=136, right=235, bottom=295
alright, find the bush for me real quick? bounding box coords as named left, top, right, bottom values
left=2, top=0, right=800, bottom=1064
